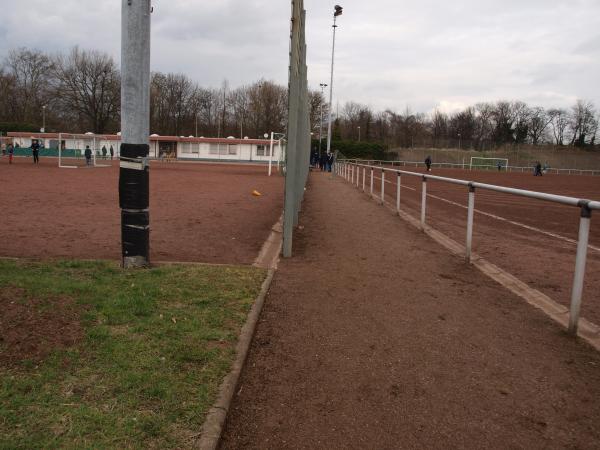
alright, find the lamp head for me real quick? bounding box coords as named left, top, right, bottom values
left=334, top=5, right=343, bottom=16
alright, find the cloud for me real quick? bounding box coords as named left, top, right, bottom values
left=0, top=0, right=598, bottom=113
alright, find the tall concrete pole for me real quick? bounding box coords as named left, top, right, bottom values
left=120, top=0, right=151, bottom=268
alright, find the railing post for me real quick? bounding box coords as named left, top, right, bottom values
left=370, top=168, right=374, bottom=196
left=466, top=183, right=475, bottom=262
left=381, top=169, right=385, bottom=204
left=568, top=204, right=592, bottom=335
left=362, top=167, right=366, bottom=191
left=396, top=172, right=401, bottom=213
left=421, top=176, right=427, bottom=227
left=351, top=164, right=354, bottom=184
left=357, top=165, right=360, bottom=188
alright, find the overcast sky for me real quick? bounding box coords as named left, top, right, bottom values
left=0, top=0, right=598, bottom=114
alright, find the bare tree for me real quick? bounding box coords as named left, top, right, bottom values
left=4, top=48, right=54, bottom=126
left=52, top=47, right=120, bottom=133
left=430, top=109, right=448, bottom=148
left=547, top=108, right=569, bottom=146
left=569, top=99, right=597, bottom=147
left=527, top=107, right=552, bottom=145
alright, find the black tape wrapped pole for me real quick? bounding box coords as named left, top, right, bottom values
left=120, top=0, right=151, bottom=268
left=120, top=144, right=150, bottom=266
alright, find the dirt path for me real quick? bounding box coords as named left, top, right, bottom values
left=220, top=171, right=600, bottom=449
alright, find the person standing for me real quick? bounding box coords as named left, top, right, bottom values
left=534, top=161, right=543, bottom=176
left=31, top=139, right=40, bottom=164
left=109, top=145, right=114, bottom=160
left=425, top=155, right=432, bottom=172
left=84, top=145, right=93, bottom=166
left=497, top=160, right=502, bottom=172
left=102, top=145, right=107, bottom=160
left=327, top=152, right=334, bottom=172
left=7, top=143, right=14, bottom=164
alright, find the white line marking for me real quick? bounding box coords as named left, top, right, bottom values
left=369, top=175, right=600, bottom=253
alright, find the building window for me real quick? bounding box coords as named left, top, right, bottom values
left=256, top=145, right=272, bottom=156
left=228, top=144, right=238, bottom=155
left=209, top=144, right=219, bottom=155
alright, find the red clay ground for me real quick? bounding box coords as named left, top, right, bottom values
left=355, top=166, right=600, bottom=325
left=220, top=172, right=600, bottom=449
left=0, top=158, right=283, bottom=264
left=0, top=287, right=84, bottom=368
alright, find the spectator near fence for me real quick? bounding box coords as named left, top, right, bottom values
left=7, top=143, right=14, bottom=164
left=109, top=145, right=114, bottom=160
left=102, top=145, right=107, bottom=160
left=327, top=152, right=334, bottom=172
left=425, top=155, right=432, bottom=172
left=320, top=152, right=327, bottom=171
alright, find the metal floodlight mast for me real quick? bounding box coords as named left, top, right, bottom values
left=326, top=5, right=342, bottom=159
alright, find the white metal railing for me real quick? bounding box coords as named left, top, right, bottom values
left=344, top=159, right=600, bottom=176
left=335, top=160, right=600, bottom=336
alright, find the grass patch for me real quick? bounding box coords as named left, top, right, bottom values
left=0, top=259, right=266, bottom=449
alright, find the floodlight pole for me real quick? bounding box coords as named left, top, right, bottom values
left=120, top=0, right=151, bottom=268
left=326, top=7, right=342, bottom=158
left=269, top=131, right=274, bottom=176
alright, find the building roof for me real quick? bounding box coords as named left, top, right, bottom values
left=6, top=132, right=277, bottom=146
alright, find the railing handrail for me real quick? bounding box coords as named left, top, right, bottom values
left=348, top=161, right=600, bottom=211
left=340, top=158, right=600, bottom=175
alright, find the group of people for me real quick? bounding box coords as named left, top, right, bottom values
left=83, top=145, right=114, bottom=165
left=100, top=145, right=115, bottom=160
left=1, top=140, right=115, bottom=166
left=311, top=150, right=334, bottom=172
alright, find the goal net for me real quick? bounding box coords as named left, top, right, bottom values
left=469, top=157, right=509, bottom=171
left=56, top=133, right=114, bottom=168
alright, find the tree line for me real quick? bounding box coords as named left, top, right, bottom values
left=0, top=47, right=293, bottom=139
left=1, top=46, right=598, bottom=150
left=332, top=99, right=599, bottom=150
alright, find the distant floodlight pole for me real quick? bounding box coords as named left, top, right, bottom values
left=358, top=126, right=361, bottom=142
left=41, top=105, right=46, bottom=133
left=326, top=5, right=343, bottom=158
left=120, top=0, right=151, bottom=268
left=319, top=83, right=327, bottom=157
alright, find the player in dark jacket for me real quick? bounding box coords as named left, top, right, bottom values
left=84, top=145, right=93, bottom=166
left=31, top=140, right=40, bottom=164
left=425, top=155, right=432, bottom=172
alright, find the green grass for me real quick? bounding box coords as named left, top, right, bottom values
left=0, top=259, right=266, bottom=449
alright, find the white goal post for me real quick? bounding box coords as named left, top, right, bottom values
left=469, top=157, right=509, bottom=171
left=58, top=132, right=114, bottom=168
